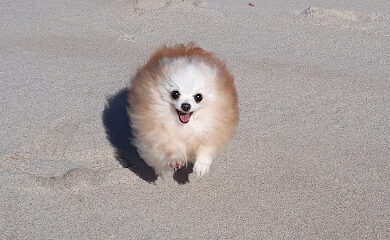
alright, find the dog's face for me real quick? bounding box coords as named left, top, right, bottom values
left=158, top=57, right=218, bottom=124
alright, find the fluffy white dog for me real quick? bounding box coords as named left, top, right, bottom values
left=128, top=43, right=239, bottom=178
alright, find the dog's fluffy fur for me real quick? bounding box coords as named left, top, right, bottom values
left=128, top=43, right=239, bottom=178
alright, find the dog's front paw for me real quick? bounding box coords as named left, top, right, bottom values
left=169, top=158, right=186, bottom=170
left=193, top=161, right=210, bottom=177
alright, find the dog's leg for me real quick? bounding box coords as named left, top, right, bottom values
left=193, top=146, right=215, bottom=177
left=165, top=144, right=187, bottom=171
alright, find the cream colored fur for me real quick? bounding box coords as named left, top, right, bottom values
left=128, top=44, right=239, bottom=178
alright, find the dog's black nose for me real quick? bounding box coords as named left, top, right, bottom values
left=181, top=103, right=191, bottom=112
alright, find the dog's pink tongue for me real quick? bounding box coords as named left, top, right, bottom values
left=179, top=113, right=191, bottom=123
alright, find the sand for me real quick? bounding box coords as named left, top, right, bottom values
left=1, top=0, right=389, bottom=239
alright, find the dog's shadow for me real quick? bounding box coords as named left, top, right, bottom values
left=102, top=88, right=193, bottom=184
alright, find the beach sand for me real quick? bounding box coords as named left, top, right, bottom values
left=1, top=0, right=389, bottom=239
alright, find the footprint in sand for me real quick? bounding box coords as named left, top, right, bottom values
left=135, top=0, right=204, bottom=12
left=135, top=0, right=171, bottom=11
left=297, top=7, right=390, bottom=32
left=117, top=34, right=136, bottom=43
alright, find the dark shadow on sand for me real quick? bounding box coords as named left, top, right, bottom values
left=102, top=88, right=193, bottom=184
left=173, top=162, right=193, bottom=184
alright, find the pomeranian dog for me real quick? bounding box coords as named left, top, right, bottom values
left=128, top=43, right=239, bottom=178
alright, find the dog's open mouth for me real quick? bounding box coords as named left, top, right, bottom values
left=177, top=110, right=193, bottom=124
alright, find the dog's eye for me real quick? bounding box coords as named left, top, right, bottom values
left=194, top=93, right=203, bottom=103
left=171, top=90, right=180, bottom=100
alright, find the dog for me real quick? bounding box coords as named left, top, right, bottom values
left=128, top=43, right=239, bottom=178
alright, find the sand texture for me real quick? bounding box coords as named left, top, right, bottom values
left=1, top=0, right=390, bottom=239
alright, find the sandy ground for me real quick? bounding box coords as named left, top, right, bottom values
left=1, top=0, right=390, bottom=239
